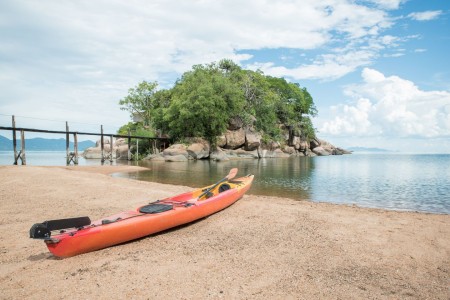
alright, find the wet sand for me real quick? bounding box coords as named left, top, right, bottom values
left=0, top=165, right=449, bottom=299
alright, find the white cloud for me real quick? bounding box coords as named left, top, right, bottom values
left=1, top=0, right=394, bottom=71
left=247, top=31, right=410, bottom=81
left=321, top=98, right=374, bottom=135
left=408, top=10, right=442, bottom=21
left=380, top=35, right=398, bottom=45
left=0, top=0, right=427, bottom=130
left=248, top=49, right=377, bottom=81
left=321, top=68, right=450, bottom=138
left=383, top=52, right=405, bottom=57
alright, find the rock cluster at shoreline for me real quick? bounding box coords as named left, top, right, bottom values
left=147, top=138, right=350, bottom=162
left=82, top=138, right=129, bottom=160
left=82, top=119, right=351, bottom=162
left=146, top=119, right=351, bottom=162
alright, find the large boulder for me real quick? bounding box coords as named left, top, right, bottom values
left=163, top=144, right=189, bottom=158
left=116, top=144, right=130, bottom=160
left=82, top=147, right=103, bottom=159
left=314, top=139, right=351, bottom=155
left=260, top=140, right=281, bottom=151
left=305, top=149, right=316, bottom=157
left=245, top=130, right=261, bottom=151
left=299, top=140, right=309, bottom=152
left=283, top=146, right=296, bottom=155
left=216, top=135, right=227, bottom=147
left=224, top=129, right=245, bottom=149
left=310, top=138, right=320, bottom=149
left=115, top=138, right=127, bottom=147
left=165, top=154, right=188, bottom=162
left=319, top=139, right=335, bottom=153
left=312, top=146, right=330, bottom=156
left=95, top=138, right=112, bottom=147
left=84, top=138, right=124, bottom=159
left=83, top=140, right=117, bottom=159
left=187, top=142, right=210, bottom=159
left=333, top=147, right=352, bottom=155
left=210, top=147, right=230, bottom=161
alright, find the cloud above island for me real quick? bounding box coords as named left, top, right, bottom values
left=0, top=0, right=448, bottom=148
left=0, top=0, right=398, bottom=82
left=320, top=68, right=450, bottom=138
left=0, top=0, right=405, bottom=129
left=408, top=10, right=442, bottom=21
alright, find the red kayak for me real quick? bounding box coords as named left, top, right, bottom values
left=30, top=168, right=253, bottom=258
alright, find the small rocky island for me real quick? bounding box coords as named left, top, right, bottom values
left=83, top=117, right=350, bottom=162
left=84, top=60, right=351, bottom=162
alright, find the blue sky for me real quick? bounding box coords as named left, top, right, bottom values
left=1, top=0, right=449, bottom=152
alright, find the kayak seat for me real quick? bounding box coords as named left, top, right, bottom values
left=139, top=204, right=173, bottom=214
left=219, top=183, right=231, bottom=193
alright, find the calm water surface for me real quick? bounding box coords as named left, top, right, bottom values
left=0, top=151, right=106, bottom=166
left=114, top=154, right=450, bottom=214
left=2, top=151, right=449, bottom=214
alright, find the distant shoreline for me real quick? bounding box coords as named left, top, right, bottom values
left=0, top=134, right=95, bottom=151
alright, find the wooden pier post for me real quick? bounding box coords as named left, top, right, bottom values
left=74, top=132, right=79, bottom=165
left=20, top=129, right=26, bottom=165
left=127, top=130, right=131, bottom=161
left=12, top=116, right=18, bottom=165
left=11, top=116, right=26, bottom=165
left=101, top=125, right=104, bottom=164
left=109, top=134, right=113, bottom=163
left=153, top=139, right=158, bottom=154
left=136, top=139, right=139, bottom=161
left=65, top=122, right=78, bottom=165
left=99, top=126, right=113, bottom=164
left=66, top=122, right=70, bottom=165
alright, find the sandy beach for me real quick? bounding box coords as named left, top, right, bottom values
left=0, top=165, right=449, bottom=299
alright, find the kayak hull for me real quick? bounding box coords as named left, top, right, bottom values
left=42, top=175, right=253, bottom=257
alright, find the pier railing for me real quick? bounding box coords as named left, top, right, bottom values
left=0, top=116, right=171, bottom=165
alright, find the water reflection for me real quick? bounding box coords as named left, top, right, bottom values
left=114, top=154, right=450, bottom=214
left=119, top=157, right=315, bottom=200
left=307, top=154, right=450, bottom=213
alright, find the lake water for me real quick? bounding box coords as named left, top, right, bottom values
left=1, top=151, right=449, bottom=214
left=0, top=151, right=105, bottom=166
left=115, top=154, right=450, bottom=214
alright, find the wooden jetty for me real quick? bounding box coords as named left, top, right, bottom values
left=0, top=116, right=171, bottom=166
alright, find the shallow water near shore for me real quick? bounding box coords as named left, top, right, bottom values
left=0, top=151, right=100, bottom=166
left=1, top=151, right=449, bottom=214
left=114, top=153, right=450, bottom=214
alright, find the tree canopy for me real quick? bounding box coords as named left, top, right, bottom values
left=119, top=59, right=317, bottom=143
left=119, top=81, right=158, bottom=126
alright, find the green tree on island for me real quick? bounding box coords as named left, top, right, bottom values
left=119, top=81, right=159, bottom=127
left=119, top=59, right=317, bottom=144
left=164, top=62, right=245, bottom=140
